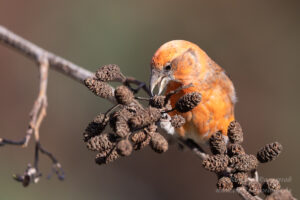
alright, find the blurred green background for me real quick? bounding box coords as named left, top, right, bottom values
left=0, top=0, right=299, bottom=199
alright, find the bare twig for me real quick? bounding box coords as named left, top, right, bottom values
left=124, top=76, right=152, bottom=96
left=165, top=83, right=193, bottom=102
left=0, top=56, right=49, bottom=147
left=37, top=142, right=65, bottom=180
left=0, top=36, right=65, bottom=185
left=28, top=56, right=48, bottom=145
left=135, top=96, right=150, bottom=101
left=251, top=169, right=259, bottom=182
left=178, top=138, right=208, bottom=160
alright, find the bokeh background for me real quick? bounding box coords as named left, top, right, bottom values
left=0, top=0, right=299, bottom=199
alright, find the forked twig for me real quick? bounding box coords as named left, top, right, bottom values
left=0, top=56, right=48, bottom=147
left=0, top=53, right=64, bottom=185
left=124, top=76, right=152, bottom=96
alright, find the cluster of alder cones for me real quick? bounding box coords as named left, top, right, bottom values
left=83, top=64, right=201, bottom=164
left=203, top=121, right=289, bottom=199
left=83, top=64, right=294, bottom=200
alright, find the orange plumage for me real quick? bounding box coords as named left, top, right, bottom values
left=150, top=40, right=236, bottom=143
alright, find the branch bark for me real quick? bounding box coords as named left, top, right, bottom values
left=0, top=25, right=93, bottom=84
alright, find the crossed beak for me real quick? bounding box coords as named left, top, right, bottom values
left=150, top=69, right=171, bottom=96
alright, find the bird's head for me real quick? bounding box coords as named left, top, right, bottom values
left=150, top=40, right=208, bottom=96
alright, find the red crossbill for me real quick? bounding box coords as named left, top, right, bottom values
left=150, top=40, right=236, bottom=143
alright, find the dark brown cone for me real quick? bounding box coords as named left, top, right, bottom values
left=209, top=131, right=227, bottom=155
left=146, top=123, right=158, bottom=133
left=257, top=142, right=282, bottom=163
left=83, top=122, right=103, bottom=142
left=125, top=104, right=144, bottom=114
left=150, top=132, right=168, bottom=153
left=83, top=114, right=109, bottom=142
left=94, top=151, right=107, bottom=165
left=246, top=181, right=262, bottom=196
left=114, top=85, right=134, bottom=105
left=84, top=77, right=114, bottom=98
left=109, top=106, right=139, bottom=137
left=217, top=177, right=233, bottom=191
left=231, top=172, right=248, bottom=186
left=128, top=107, right=161, bottom=130
left=147, top=107, right=162, bottom=121
left=86, top=133, right=116, bottom=152
left=175, top=92, right=202, bottom=113
left=95, top=64, right=125, bottom=82
left=131, top=130, right=151, bottom=150
left=202, top=155, right=229, bottom=173
left=128, top=113, right=147, bottom=130
left=131, top=130, right=147, bottom=144
left=171, top=115, right=186, bottom=128
left=150, top=95, right=166, bottom=108
left=229, top=154, right=258, bottom=172
left=128, top=114, right=149, bottom=130
left=109, top=106, right=135, bottom=127
left=95, top=149, right=120, bottom=165
left=114, top=117, right=130, bottom=138
left=116, top=139, right=133, bottom=156
left=227, top=143, right=245, bottom=157
left=105, top=149, right=120, bottom=164
left=265, top=189, right=296, bottom=200
left=93, top=113, right=109, bottom=124
left=262, top=179, right=281, bottom=195
left=227, top=121, right=243, bottom=144
left=130, top=124, right=156, bottom=150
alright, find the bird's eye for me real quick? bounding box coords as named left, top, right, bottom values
left=164, top=65, right=171, bottom=71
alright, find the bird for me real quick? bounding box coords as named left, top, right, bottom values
left=149, top=40, right=236, bottom=144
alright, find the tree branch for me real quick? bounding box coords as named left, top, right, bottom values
left=236, top=187, right=260, bottom=200
left=0, top=25, right=93, bottom=84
